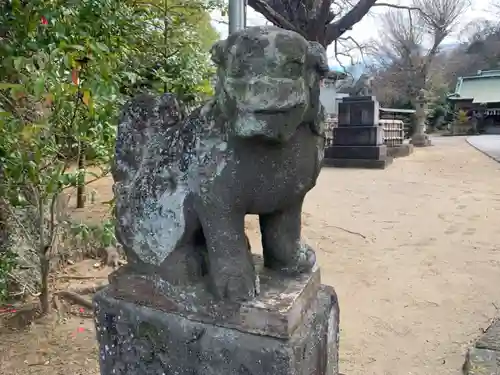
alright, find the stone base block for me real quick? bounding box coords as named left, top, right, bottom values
left=332, top=126, right=383, bottom=146
left=323, top=157, right=393, bottom=169
left=464, top=348, right=500, bottom=374
left=410, top=134, right=432, bottom=147
left=325, top=145, right=386, bottom=160
left=93, top=284, right=340, bottom=375
left=107, top=256, right=321, bottom=339
left=463, top=319, right=500, bottom=374
left=387, top=144, right=414, bottom=158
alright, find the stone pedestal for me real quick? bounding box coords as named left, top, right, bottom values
left=387, top=143, right=414, bottom=158
left=410, top=133, right=432, bottom=147
left=464, top=319, right=500, bottom=374
left=324, top=96, right=392, bottom=169
left=93, top=257, right=340, bottom=375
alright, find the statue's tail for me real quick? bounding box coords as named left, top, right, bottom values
left=112, top=92, right=186, bottom=265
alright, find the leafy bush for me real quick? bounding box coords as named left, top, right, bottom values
left=0, top=0, right=221, bottom=313
left=0, top=249, right=18, bottom=302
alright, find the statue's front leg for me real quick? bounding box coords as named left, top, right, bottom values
left=260, top=199, right=316, bottom=274
left=198, top=208, right=256, bottom=302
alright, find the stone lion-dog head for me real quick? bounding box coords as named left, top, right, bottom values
left=210, top=26, right=330, bottom=143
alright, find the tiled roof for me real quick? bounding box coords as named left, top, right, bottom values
left=451, top=70, right=500, bottom=103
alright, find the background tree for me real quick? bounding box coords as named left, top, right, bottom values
left=121, top=0, right=221, bottom=104
left=367, top=0, right=469, bottom=109
left=247, top=0, right=385, bottom=47
left=440, top=19, right=500, bottom=88
left=0, top=0, right=219, bottom=310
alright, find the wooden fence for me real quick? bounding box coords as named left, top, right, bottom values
left=379, top=119, right=405, bottom=147
left=323, top=116, right=405, bottom=148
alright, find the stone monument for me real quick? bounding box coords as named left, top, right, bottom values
left=93, top=26, right=340, bottom=375
left=324, top=95, right=392, bottom=169
left=352, top=73, right=373, bottom=97
left=410, top=89, right=432, bottom=147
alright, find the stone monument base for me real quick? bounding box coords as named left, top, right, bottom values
left=410, top=134, right=432, bottom=147
left=93, top=257, right=340, bottom=375
left=323, top=144, right=392, bottom=169
left=387, top=144, right=414, bottom=158
left=323, top=156, right=393, bottom=169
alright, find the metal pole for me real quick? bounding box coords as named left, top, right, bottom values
left=228, top=0, right=245, bottom=34
left=243, top=0, right=247, bottom=28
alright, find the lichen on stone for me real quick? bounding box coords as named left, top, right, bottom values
left=112, top=26, right=330, bottom=302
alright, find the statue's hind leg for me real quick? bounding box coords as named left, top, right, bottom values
left=259, top=199, right=316, bottom=274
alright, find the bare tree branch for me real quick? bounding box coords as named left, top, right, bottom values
left=367, top=0, right=469, bottom=106
left=247, top=0, right=301, bottom=34
left=325, top=0, right=377, bottom=45
left=373, top=3, right=422, bottom=12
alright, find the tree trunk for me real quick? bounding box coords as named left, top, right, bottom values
left=37, top=196, right=51, bottom=315
left=39, top=254, right=51, bottom=314
left=76, top=142, right=85, bottom=209
left=247, top=0, right=377, bottom=47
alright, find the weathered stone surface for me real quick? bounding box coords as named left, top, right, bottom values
left=93, top=284, right=340, bottom=375
left=477, top=320, right=500, bottom=352
left=464, top=320, right=500, bottom=374
left=338, top=96, right=379, bottom=127
left=387, top=144, right=414, bottom=158
left=107, top=255, right=320, bottom=339
left=410, top=133, right=432, bottom=147
left=97, top=26, right=341, bottom=375
left=464, top=348, right=500, bottom=375
left=410, top=89, right=432, bottom=147
left=112, top=26, right=330, bottom=303
left=332, top=126, right=383, bottom=146
left=325, top=96, right=389, bottom=169
left=325, top=145, right=387, bottom=160
left=351, top=75, right=374, bottom=97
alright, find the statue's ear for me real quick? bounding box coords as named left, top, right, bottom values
left=307, top=41, right=329, bottom=79
left=210, top=40, right=227, bottom=68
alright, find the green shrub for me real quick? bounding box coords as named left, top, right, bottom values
left=0, top=248, right=18, bottom=302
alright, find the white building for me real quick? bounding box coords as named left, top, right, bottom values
left=320, top=75, right=349, bottom=116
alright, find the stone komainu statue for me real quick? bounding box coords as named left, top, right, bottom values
left=352, top=73, right=373, bottom=96
left=113, top=26, right=330, bottom=302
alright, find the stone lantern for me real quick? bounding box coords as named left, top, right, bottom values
left=410, top=89, right=432, bottom=147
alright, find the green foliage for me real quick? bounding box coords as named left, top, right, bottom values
left=455, top=110, right=469, bottom=125
left=427, top=105, right=448, bottom=130
left=71, top=219, right=117, bottom=248
left=0, top=249, right=18, bottom=303
left=449, top=109, right=471, bottom=135
left=0, top=0, right=220, bottom=305
left=119, top=0, right=220, bottom=102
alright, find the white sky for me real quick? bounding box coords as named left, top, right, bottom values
left=211, top=0, right=496, bottom=67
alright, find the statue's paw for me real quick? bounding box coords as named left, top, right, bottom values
left=298, top=242, right=317, bottom=271
left=211, top=269, right=256, bottom=303
left=268, top=242, right=317, bottom=275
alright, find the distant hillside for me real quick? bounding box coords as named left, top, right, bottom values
left=328, top=62, right=366, bottom=79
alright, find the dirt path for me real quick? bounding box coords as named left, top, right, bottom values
left=298, top=136, right=500, bottom=374
left=2, top=136, right=500, bottom=375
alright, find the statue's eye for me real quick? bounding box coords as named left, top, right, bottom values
left=283, top=61, right=302, bottom=76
